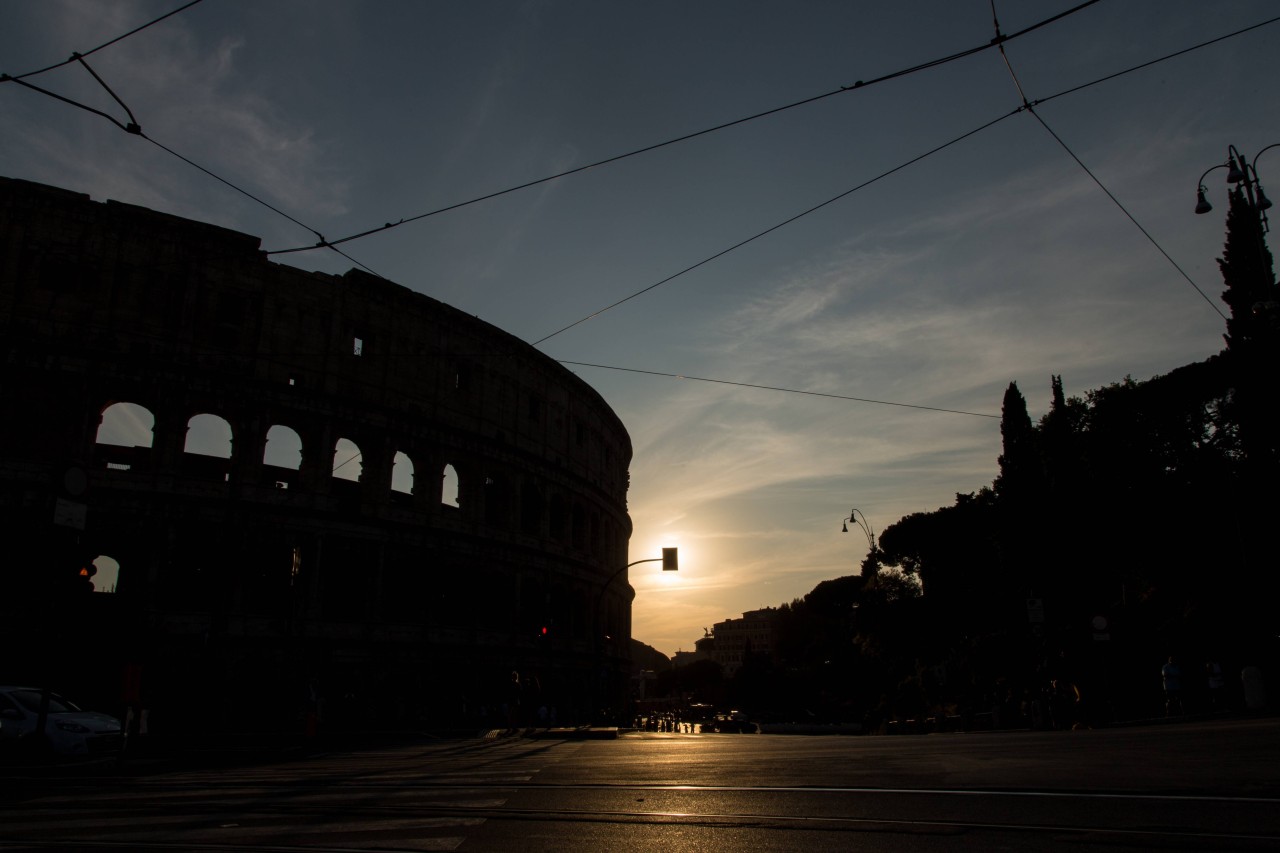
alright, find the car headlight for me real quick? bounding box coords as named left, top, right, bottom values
left=56, top=722, right=92, bottom=733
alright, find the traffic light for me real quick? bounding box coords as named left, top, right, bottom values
left=52, top=538, right=97, bottom=594
left=75, top=559, right=97, bottom=593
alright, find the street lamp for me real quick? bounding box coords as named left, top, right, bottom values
left=1195, top=143, right=1280, bottom=323
left=594, top=548, right=677, bottom=723
left=841, top=508, right=876, bottom=551
left=1194, top=144, right=1278, bottom=229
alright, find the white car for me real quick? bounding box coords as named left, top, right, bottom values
left=0, top=686, right=123, bottom=757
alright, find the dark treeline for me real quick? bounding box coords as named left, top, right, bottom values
left=655, top=187, right=1279, bottom=730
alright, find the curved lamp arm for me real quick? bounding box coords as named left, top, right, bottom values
left=842, top=508, right=877, bottom=551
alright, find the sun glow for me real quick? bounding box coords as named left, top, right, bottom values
left=630, top=534, right=695, bottom=592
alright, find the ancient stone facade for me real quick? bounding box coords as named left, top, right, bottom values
left=0, top=177, right=634, bottom=731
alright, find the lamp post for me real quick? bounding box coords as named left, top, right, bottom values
left=1194, top=144, right=1280, bottom=601
left=1194, top=144, right=1279, bottom=319
left=1194, top=144, right=1277, bottom=227
left=841, top=508, right=876, bottom=550
left=594, top=548, right=677, bottom=723
left=842, top=508, right=880, bottom=577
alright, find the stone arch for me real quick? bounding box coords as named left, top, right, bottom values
left=89, top=554, right=120, bottom=594
left=96, top=402, right=154, bottom=471
left=441, top=463, right=460, bottom=507
left=263, top=424, right=303, bottom=489
left=96, top=401, right=154, bottom=447
left=391, top=451, right=414, bottom=495
left=184, top=413, right=234, bottom=458
left=332, top=437, right=363, bottom=482
left=263, top=424, right=303, bottom=469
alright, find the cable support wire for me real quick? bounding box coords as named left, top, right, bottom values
left=534, top=12, right=1274, bottom=346
left=142, top=135, right=383, bottom=277
left=991, top=1, right=1032, bottom=110
left=531, top=107, right=1023, bottom=346
left=19, top=311, right=992, bottom=420
left=1, top=0, right=207, bottom=82
left=263, top=0, right=1104, bottom=257
left=558, top=362, right=1000, bottom=419
left=1024, top=108, right=1227, bottom=322
left=5, top=55, right=384, bottom=280
left=9, top=3, right=1272, bottom=414
left=990, top=2, right=1231, bottom=322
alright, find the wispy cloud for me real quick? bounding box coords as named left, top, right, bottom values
left=5, top=0, right=348, bottom=232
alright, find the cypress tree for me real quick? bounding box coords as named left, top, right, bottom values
left=1217, top=186, right=1277, bottom=354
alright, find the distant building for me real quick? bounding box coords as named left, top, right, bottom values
left=671, top=629, right=716, bottom=669
left=708, top=609, right=777, bottom=675
left=670, top=650, right=703, bottom=668
left=0, top=177, right=635, bottom=730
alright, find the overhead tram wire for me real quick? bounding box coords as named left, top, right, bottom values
left=11, top=7, right=1271, bottom=415
left=139, top=134, right=384, bottom=277
left=1026, top=112, right=1226, bottom=321
left=532, top=15, right=1273, bottom=347
left=557, top=362, right=1000, bottom=419
left=262, top=0, right=1105, bottom=258
left=5, top=57, right=384, bottom=280
left=43, top=310, right=995, bottom=420
left=531, top=107, right=1023, bottom=346
left=991, top=1, right=1235, bottom=322
left=1, top=0, right=207, bottom=83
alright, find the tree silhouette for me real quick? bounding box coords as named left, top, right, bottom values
left=1217, top=187, right=1277, bottom=354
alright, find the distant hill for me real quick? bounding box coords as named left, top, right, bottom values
left=630, top=638, right=670, bottom=672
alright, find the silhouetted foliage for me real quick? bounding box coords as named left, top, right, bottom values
left=645, top=208, right=1278, bottom=727
left=1218, top=187, right=1277, bottom=354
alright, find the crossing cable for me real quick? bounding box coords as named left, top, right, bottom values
left=1, top=0, right=207, bottom=82
left=990, top=1, right=1230, bottom=322
left=531, top=108, right=1023, bottom=346
left=557, top=362, right=1000, bottom=418
left=5, top=57, right=384, bottom=280
left=140, top=133, right=382, bottom=277
left=22, top=308, right=999, bottom=421
left=533, top=12, right=1274, bottom=347
left=263, top=0, right=1106, bottom=257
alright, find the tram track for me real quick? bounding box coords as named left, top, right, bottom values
left=4, top=782, right=1279, bottom=850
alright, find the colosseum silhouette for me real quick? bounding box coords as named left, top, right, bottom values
left=1, top=176, right=636, bottom=732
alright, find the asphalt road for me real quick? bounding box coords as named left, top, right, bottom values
left=1, top=717, right=1277, bottom=852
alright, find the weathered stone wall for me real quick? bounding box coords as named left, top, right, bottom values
left=0, top=177, right=634, bottom=729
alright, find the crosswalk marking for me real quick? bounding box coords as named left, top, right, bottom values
left=0, top=737, right=587, bottom=851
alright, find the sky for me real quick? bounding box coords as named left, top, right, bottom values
left=3, top=0, right=1278, bottom=657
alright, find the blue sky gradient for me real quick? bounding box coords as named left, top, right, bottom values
left=4, top=0, right=1277, bottom=655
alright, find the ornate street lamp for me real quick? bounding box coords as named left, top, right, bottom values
left=841, top=508, right=876, bottom=551
left=1194, top=143, right=1278, bottom=230
left=1195, top=143, right=1280, bottom=324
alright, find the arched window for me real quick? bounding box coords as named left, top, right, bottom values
left=263, top=425, right=303, bottom=469
left=441, top=463, right=460, bottom=507
left=89, top=555, right=120, bottom=593
left=96, top=402, right=154, bottom=471
left=332, top=437, right=363, bottom=482
left=184, top=413, right=233, bottom=458
left=391, top=451, right=414, bottom=494
left=96, top=402, right=154, bottom=447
